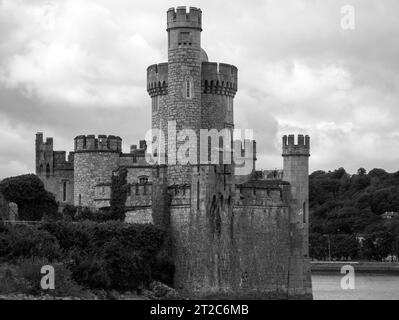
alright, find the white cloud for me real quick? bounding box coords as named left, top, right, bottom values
left=0, top=0, right=399, bottom=177
left=0, top=0, right=161, bottom=107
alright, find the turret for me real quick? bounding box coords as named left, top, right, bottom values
left=282, top=134, right=310, bottom=252
left=74, top=135, right=122, bottom=153
left=35, top=132, right=54, bottom=177
left=282, top=134, right=310, bottom=157
left=73, top=134, right=121, bottom=208
left=167, top=7, right=202, bottom=49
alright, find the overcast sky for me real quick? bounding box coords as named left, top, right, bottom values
left=0, top=0, right=398, bottom=179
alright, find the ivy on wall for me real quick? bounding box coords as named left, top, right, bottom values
left=110, top=167, right=129, bottom=221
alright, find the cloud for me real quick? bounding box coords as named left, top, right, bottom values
left=0, top=0, right=399, bottom=178
left=0, top=0, right=161, bottom=107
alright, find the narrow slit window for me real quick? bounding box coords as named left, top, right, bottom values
left=63, top=181, right=67, bottom=202
left=186, top=80, right=191, bottom=98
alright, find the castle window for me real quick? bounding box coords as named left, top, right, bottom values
left=139, top=176, right=149, bottom=184
left=135, top=184, right=139, bottom=195
left=184, top=76, right=193, bottom=99
left=83, top=138, right=87, bottom=149
left=186, top=80, right=191, bottom=98
left=78, top=194, right=82, bottom=206
left=178, top=32, right=191, bottom=45
left=46, top=164, right=51, bottom=178
left=62, top=181, right=67, bottom=202
left=39, top=164, right=43, bottom=175
left=152, top=96, right=159, bottom=113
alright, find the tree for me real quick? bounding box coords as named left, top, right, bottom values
left=0, top=174, right=58, bottom=221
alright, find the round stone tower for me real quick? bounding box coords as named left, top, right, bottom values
left=165, top=6, right=203, bottom=184
left=73, top=135, right=121, bottom=208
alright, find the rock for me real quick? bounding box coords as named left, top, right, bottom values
left=149, top=281, right=180, bottom=300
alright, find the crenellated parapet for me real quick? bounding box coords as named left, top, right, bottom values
left=147, top=63, right=168, bottom=97
left=74, top=135, right=122, bottom=153
left=167, top=6, right=202, bottom=31
left=282, top=134, right=310, bottom=157
left=202, top=62, right=238, bottom=97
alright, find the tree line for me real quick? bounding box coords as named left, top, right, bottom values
left=309, top=167, right=399, bottom=261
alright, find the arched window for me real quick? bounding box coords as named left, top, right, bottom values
left=46, top=164, right=51, bottom=178
left=78, top=194, right=82, bottom=206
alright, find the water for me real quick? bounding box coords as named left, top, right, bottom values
left=312, top=272, right=399, bottom=300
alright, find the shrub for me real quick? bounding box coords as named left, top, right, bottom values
left=40, top=221, right=171, bottom=291
left=18, top=257, right=87, bottom=297
left=0, top=174, right=58, bottom=221
left=103, top=237, right=150, bottom=291
left=152, top=253, right=175, bottom=286
left=1, top=220, right=174, bottom=293
left=62, top=205, right=78, bottom=221
left=0, top=225, right=61, bottom=262
left=70, top=255, right=111, bottom=290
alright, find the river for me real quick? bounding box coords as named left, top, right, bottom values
left=312, top=272, right=399, bottom=300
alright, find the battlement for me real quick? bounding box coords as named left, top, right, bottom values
left=167, top=6, right=202, bottom=31
left=235, top=180, right=290, bottom=207
left=74, top=134, right=122, bottom=153
left=282, top=134, right=310, bottom=156
left=202, top=62, right=238, bottom=97
left=147, top=63, right=168, bottom=97
left=36, top=132, right=54, bottom=150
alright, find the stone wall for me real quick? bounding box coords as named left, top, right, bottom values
left=125, top=209, right=153, bottom=224
left=35, top=133, right=74, bottom=209
left=74, top=152, right=120, bottom=208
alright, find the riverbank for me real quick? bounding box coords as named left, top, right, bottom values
left=311, top=261, right=399, bottom=273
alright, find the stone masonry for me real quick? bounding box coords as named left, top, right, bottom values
left=34, top=6, right=313, bottom=299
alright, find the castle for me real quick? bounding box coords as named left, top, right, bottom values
left=34, top=7, right=312, bottom=298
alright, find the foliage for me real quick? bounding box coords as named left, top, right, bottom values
left=0, top=220, right=172, bottom=294
left=309, top=167, right=399, bottom=260
left=0, top=174, right=58, bottom=221
left=0, top=224, right=61, bottom=262
left=110, top=168, right=129, bottom=221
